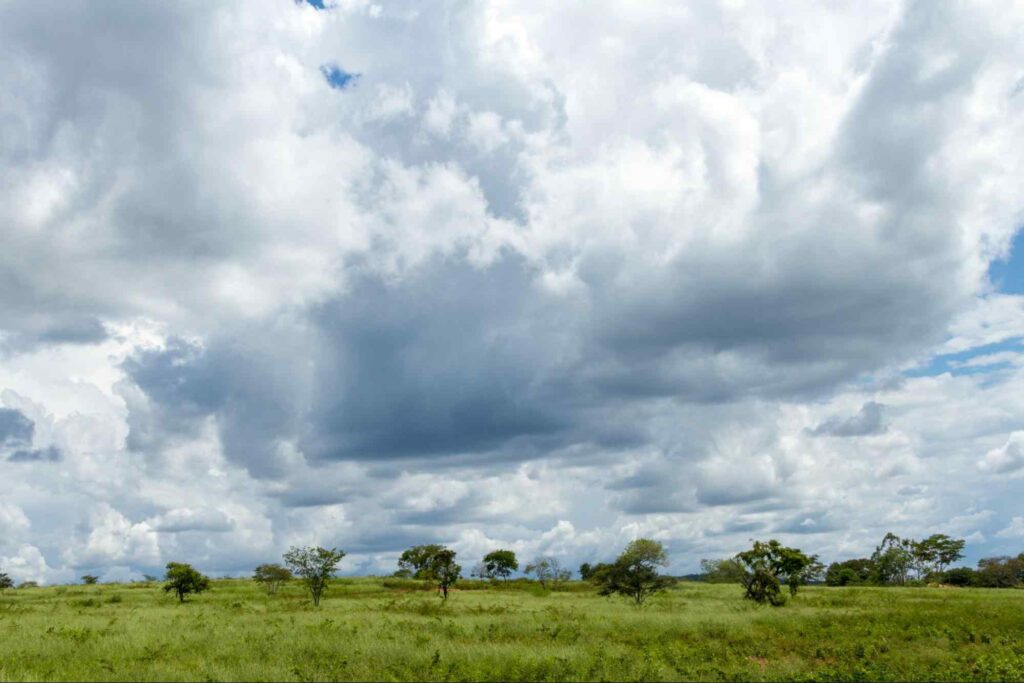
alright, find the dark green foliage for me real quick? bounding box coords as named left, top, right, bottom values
left=942, top=567, right=976, bottom=586
left=0, top=572, right=12, bottom=591
left=974, top=554, right=1024, bottom=588
left=524, top=556, right=571, bottom=588
left=252, top=563, right=292, bottom=594
left=398, top=544, right=447, bottom=580
left=911, top=534, right=966, bottom=578
left=736, top=540, right=821, bottom=606
left=283, top=546, right=345, bottom=606
left=871, top=533, right=915, bottom=585
left=700, top=558, right=746, bottom=584
left=825, top=558, right=874, bottom=586
left=482, top=549, right=518, bottom=580
left=17, top=581, right=39, bottom=589
left=593, top=539, right=675, bottom=605
left=578, top=562, right=594, bottom=580
left=426, top=548, right=461, bottom=599
left=81, top=575, right=99, bottom=585
left=162, top=562, right=210, bottom=603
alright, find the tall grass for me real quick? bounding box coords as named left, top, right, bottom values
left=0, top=579, right=1021, bottom=681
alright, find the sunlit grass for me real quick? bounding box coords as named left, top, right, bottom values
left=0, top=579, right=1021, bottom=681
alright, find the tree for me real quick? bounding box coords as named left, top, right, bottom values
left=162, top=562, right=210, bottom=603
left=975, top=555, right=1024, bottom=588
left=283, top=546, right=345, bottom=606
left=253, top=563, right=293, bottom=595
left=579, top=562, right=594, bottom=580
left=736, top=540, right=820, bottom=606
left=700, top=558, right=746, bottom=584
left=81, top=575, right=99, bottom=585
left=482, top=550, right=518, bottom=580
left=594, top=539, right=675, bottom=605
left=397, top=544, right=447, bottom=580
left=17, top=581, right=39, bottom=589
left=0, top=572, right=12, bottom=591
left=524, top=556, right=571, bottom=588
left=426, top=548, right=461, bottom=599
left=825, top=558, right=874, bottom=586
left=142, top=574, right=158, bottom=583
left=912, top=534, right=966, bottom=578
left=871, top=533, right=914, bottom=585
left=942, top=567, right=976, bottom=586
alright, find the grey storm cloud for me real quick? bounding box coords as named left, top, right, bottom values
left=809, top=402, right=888, bottom=437
left=0, top=407, right=34, bottom=446
left=2, top=0, right=1024, bottom=582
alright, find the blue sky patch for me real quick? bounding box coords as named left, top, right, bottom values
left=304, top=0, right=327, bottom=9
left=320, top=64, right=359, bottom=90
left=905, top=337, right=1024, bottom=378
left=989, top=226, right=1024, bottom=294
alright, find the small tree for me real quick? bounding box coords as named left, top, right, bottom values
left=397, top=544, right=446, bottom=580
left=700, top=558, right=746, bottom=584
left=482, top=550, right=518, bottom=581
left=524, top=556, right=571, bottom=588
left=736, top=540, right=819, bottom=606
left=253, top=563, right=293, bottom=595
left=82, top=575, right=99, bottom=585
left=426, top=548, right=461, bottom=599
left=162, top=562, right=210, bottom=603
left=283, top=546, right=345, bottom=606
left=594, top=539, right=675, bottom=605
left=871, top=533, right=914, bottom=584
left=579, top=562, right=594, bottom=580
left=17, top=581, right=39, bottom=589
left=0, top=572, right=12, bottom=591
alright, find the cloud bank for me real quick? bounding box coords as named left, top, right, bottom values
left=1, top=0, right=1023, bottom=582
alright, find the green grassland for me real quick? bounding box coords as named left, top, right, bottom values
left=1, top=579, right=1022, bottom=681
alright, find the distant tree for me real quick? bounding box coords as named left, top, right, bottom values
left=524, top=556, right=571, bottom=588
left=700, top=558, right=746, bottom=584
left=911, top=534, right=965, bottom=578
left=871, top=533, right=915, bottom=585
left=253, top=563, right=293, bottom=595
left=736, top=540, right=820, bottom=606
left=825, top=558, right=875, bottom=586
left=163, top=562, right=210, bottom=603
left=942, top=567, right=976, bottom=587
left=17, top=580, right=39, bottom=589
left=470, top=562, right=490, bottom=579
left=593, top=539, right=675, bottom=605
left=398, top=544, right=447, bottom=580
left=482, top=550, right=518, bottom=581
left=426, top=548, right=461, bottom=599
left=142, top=574, right=158, bottom=583
left=283, top=546, right=345, bottom=606
left=975, top=555, right=1024, bottom=588
left=0, top=572, right=12, bottom=591
left=81, top=575, right=99, bottom=585
left=579, top=562, right=594, bottom=580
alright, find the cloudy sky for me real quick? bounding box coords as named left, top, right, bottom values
left=2, top=0, right=1023, bottom=583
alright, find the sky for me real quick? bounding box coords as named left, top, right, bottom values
left=1, top=0, right=1023, bottom=583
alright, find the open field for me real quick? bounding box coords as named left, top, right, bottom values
left=1, top=579, right=1022, bottom=681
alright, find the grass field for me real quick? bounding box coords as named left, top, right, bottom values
left=1, top=578, right=1022, bottom=681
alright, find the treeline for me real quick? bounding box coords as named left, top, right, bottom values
left=701, top=532, right=1024, bottom=590
left=4, top=533, right=1022, bottom=608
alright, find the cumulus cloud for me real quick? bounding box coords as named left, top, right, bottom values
left=1, top=0, right=1023, bottom=579
left=979, top=432, right=1024, bottom=475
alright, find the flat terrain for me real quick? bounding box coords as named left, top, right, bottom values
left=1, top=579, right=1022, bottom=681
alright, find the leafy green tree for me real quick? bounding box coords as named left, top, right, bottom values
left=736, top=540, right=820, bottom=606
left=482, top=549, right=518, bottom=580
left=700, top=558, right=746, bottom=584
left=579, top=562, right=594, bottom=580
left=825, top=558, right=875, bottom=586
left=81, top=575, right=99, bottom=585
left=253, top=563, right=293, bottom=595
left=397, top=544, right=447, bottom=580
left=871, top=533, right=914, bottom=584
left=942, top=567, right=976, bottom=586
left=912, top=534, right=966, bottom=578
left=974, top=555, right=1024, bottom=588
left=0, top=572, right=12, bottom=591
left=162, top=562, right=210, bottom=603
left=524, top=556, right=571, bottom=588
left=17, top=581, right=39, bottom=589
left=426, top=548, right=461, bottom=599
left=142, top=574, right=158, bottom=583
left=283, top=546, right=345, bottom=606
left=594, top=539, right=675, bottom=605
